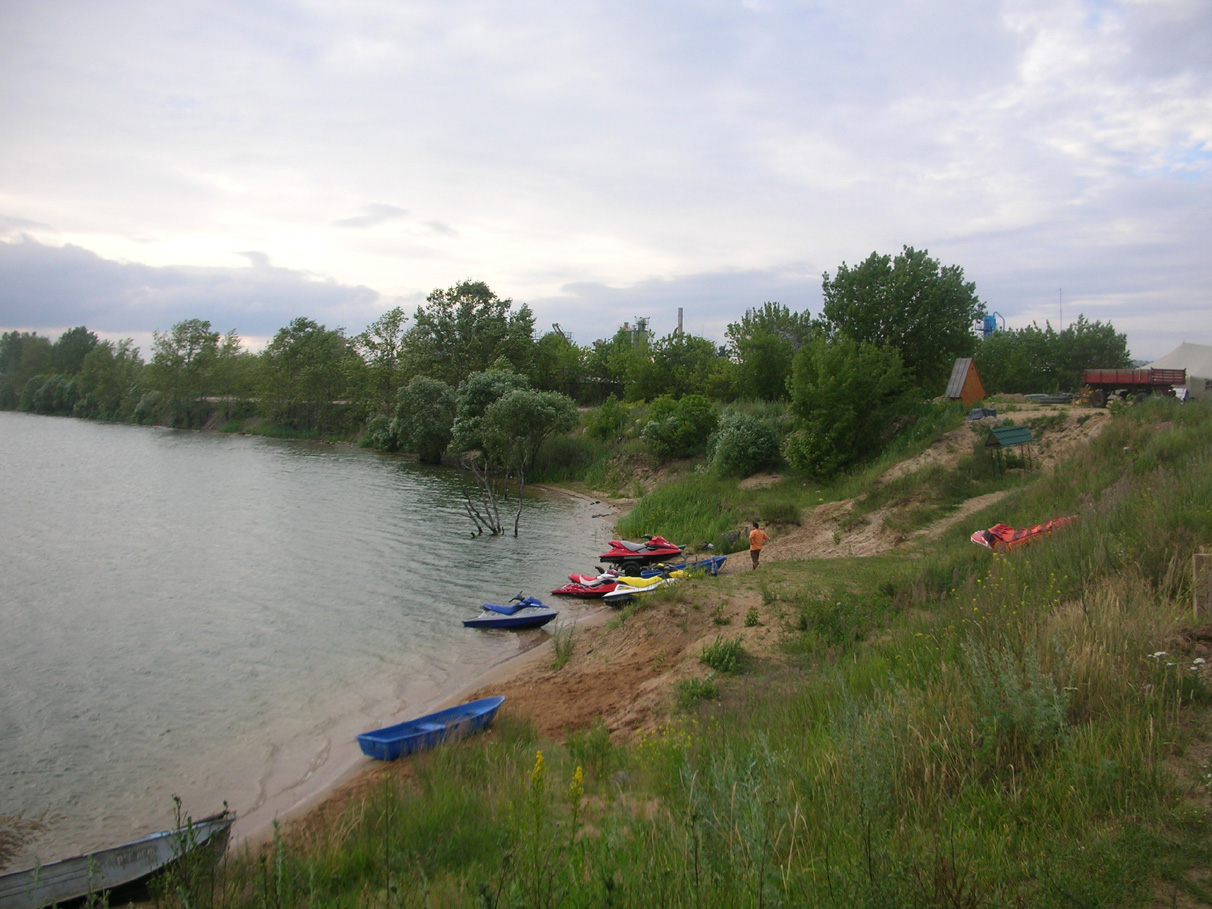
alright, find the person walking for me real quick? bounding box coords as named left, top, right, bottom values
left=749, top=520, right=769, bottom=570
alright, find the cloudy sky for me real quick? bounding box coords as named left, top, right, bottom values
left=2, top=0, right=1209, bottom=361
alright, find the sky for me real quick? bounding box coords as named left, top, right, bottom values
left=2, top=0, right=1209, bottom=362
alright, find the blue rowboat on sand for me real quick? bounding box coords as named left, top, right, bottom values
left=356, top=696, right=505, bottom=761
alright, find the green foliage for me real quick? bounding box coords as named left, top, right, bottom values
left=821, top=245, right=984, bottom=392
left=351, top=306, right=410, bottom=409
left=977, top=314, right=1132, bottom=394
left=700, top=635, right=745, bottom=673
left=404, top=280, right=535, bottom=386
left=785, top=335, right=913, bottom=477
left=392, top=375, right=456, bottom=462
left=725, top=301, right=817, bottom=401
left=676, top=675, right=720, bottom=708
left=963, top=639, right=1069, bottom=768
left=449, top=368, right=531, bottom=453
left=640, top=393, right=718, bottom=460
left=550, top=621, right=577, bottom=670
left=707, top=410, right=782, bottom=477
left=530, top=330, right=586, bottom=400
left=585, top=394, right=631, bottom=441
left=481, top=388, right=578, bottom=475
left=629, top=331, right=735, bottom=402
left=259, top=317, right=358, bottom=435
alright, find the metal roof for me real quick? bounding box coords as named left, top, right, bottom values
left=986, top=425, right=1035, bottom=448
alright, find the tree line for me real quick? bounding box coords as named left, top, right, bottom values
left=1, top=248, right=1131, bottom=480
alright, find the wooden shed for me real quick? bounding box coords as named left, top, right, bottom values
left=945, top=358, right=986, bottom=407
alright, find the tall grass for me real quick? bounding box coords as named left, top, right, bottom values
left=151, top=400, right=1212, bottom=908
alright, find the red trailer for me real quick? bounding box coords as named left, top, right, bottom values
left=1081, top=368, right=1186, bottom=407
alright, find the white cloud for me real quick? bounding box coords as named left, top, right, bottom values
left=1, top=0, right=1209, bottom=360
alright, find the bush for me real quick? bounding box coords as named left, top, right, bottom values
left=700, top=635, right=746, bottom=674
left=585, top=395, right=631, bottom=441
left=640, top=394, right=718, bottom=460
left=708, top=411, right=783, bottom=477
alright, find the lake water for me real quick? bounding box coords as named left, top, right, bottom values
left=0, top=411, right=617, bottom=865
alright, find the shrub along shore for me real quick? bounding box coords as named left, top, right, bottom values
left=10, top=397, right=1212, bottom=908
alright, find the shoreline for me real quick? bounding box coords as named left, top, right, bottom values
left=232, top=489, right=628, bottom=856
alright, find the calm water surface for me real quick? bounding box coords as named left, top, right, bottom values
left=0, top=412, right=616, bottom=864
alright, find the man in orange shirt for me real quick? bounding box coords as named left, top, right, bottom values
left=749, top=520, right=769, bottom=570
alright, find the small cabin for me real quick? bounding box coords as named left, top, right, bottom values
left=945, top=358, right=986, bottom=408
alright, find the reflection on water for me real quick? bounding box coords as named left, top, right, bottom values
left=0, top=412, right=615, bottom=863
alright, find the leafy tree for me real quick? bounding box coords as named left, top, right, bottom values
left=393, top=376, right=458, bottom=463
left=726, top=302, right=816, bottom=401
left=586, top=395, right=631, bottom=442
left=976, top=315, right=1131, bottom=394
left=640, top=394, right=718, bottom=460
left=530, top=330, right=585, bottom=400
left=404, top=281, right=535, bottom=386
left=785, top=336, right=912, bottom=477
left=821, top=246, right=984, bottom=392
left=480, top=388, right=578, bottom=535
left=352, top=306, right=410, bottom=409
left=259, top=317, right=357, bottom=434
left=584, top=328, right=648, bottom=402
left=0, top=331, right=53, bottom=406
left=708, top=411, right=783, bottom=478
left=51, top=326, right=99, bottom=376
left=450, top=369, right=532, bottom=453
left=74, top=339, right=144, bottom=420
left=630, top=332, right=733, bottom=402
left=149, top=319, right=221, bottom=425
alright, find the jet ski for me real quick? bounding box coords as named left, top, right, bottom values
left=637, top=555, right=726, bottom=578
left=552, top=569, right=619, bottom=598
left=601, top=571, right=684, bottom=605
left=599, top=535, right=683, bottom=569
left=464, top=594, right=558, bottom=629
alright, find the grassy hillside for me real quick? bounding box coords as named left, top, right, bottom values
left=131, top=401, right=1212, bottom=905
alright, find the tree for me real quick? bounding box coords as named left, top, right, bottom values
left=0, top=331, right=53, bottom=407
left=530, top=330, right=585, bottom=400
left=584, top=328, right=648, bottom=402
left=149, top=319, right=220, bottom=425
left=640, top=394, right=718, bottom=460
left=785, top=336, right=912, bottom=477
left=629, top=331, right=733, bottom=402
left=51, top=326, right=99, bottom=376
left=259, top=317, right=356, bottom=434
left=976, top=315, right=1131, bottom=394
left=393, top=376, right=457, bottom=463
left=450, top=369, right=532, bottom=453
left=726, top=302, right=816, bottom=401
left=404, top=281, right=535, bottom=386
left=352, top=306, right=410, bottom=409
left=480, top=389, right=578, bottom=535
left=821, top=246, right=984, bottom=392
left=708, top=411, right=783, bottom=478
left=74, top=339, right=144, bottom=420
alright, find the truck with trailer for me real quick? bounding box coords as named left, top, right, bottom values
left=1080, top=368, right=1186, bottom=407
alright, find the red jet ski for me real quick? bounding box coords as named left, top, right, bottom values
left=552, top=569, right=619, bottom=598
left=599, top=535, right=683, bottom=570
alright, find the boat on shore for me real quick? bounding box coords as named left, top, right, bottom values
left=356, top=696, right=505, bottom=761
left=0, top=811, right=234, bottom=909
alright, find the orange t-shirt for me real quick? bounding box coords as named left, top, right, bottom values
left=749, top=527, right=769, bottom=551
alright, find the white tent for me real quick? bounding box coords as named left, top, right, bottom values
left=1147, top=342, right=1212, bottom=401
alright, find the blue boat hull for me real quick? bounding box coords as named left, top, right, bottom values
left=356, top=696, right=505, bottom=761
left=639, top=555, right=726, bottom=578
left=463, top=607, right=557, bottom=629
